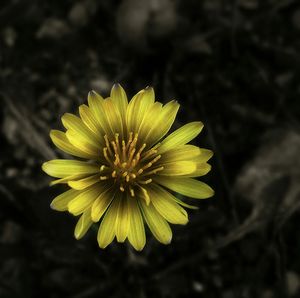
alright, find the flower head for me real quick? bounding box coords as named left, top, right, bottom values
left=42, top=84, right=214, bottom=250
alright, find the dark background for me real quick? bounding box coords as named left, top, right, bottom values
left=1, top=0, right=300, bottom=297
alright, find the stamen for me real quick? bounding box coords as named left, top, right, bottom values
left=141, top=148, right=157, bottom=161
left=131, top=158, right=137, bottom=168
left=139, top=179, right=152, bottom=184
left=129, top=186, right=135, bottom=197
left=139, top=186, right=150, bottom=205
left=104, top=135, right=112, bottom=155
left=126, top=132, right=133, bottom=150
left=142, top=166, right=164, bottom=176
left=111, top=141, right=118, bottom=155
left=150, top=154, right=161, bottom=164
left=136, top=143, right=146, bottom=161
left=142, top=162, right=152, bottom=171
left=101, top=133, right=159, bottom=192
left=115, top=133, right=120, bottom=152
left=103, top=148, right=112, bottom=164
left=122, top=140, right=126, bottom=160
left=100, top=165, right=107, bottom=172
left=129, top=133, right=138, bottom=151
left=127, top=147, right=136, bottom=165
left=114, top=153, right=120, bottom=166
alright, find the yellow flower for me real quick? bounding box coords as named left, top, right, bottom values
left=42, top=84, right=214, bottom=250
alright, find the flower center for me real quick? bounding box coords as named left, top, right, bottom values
left=100, top=133, right=163, bottom=196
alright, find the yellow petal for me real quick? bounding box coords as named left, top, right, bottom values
left=68, top=174, right=100, bottom=190
left=62, top=113, right=100, bottom=147
left=42, top=159, right=99, bottom=178
left=74, top=208, right=93, bottom=239
left=138, top=102, right=163, bottom=141
left=111, top=83, right=128, bottom=130
left=91, top=189, right=115, bottom=222
left=197, top=148, right=213, bottom=163
left=154, top=176, right=214, bottom=199
left=65, top=130, right=100, bottom=159
left=88, top=91, right=114, bottom=138
left=158, top=121, right=204, bottom=154
left=97, top=197, right=119, bottom=248
left=68, top=185, right=102, bottom=215
left=79, top=104, right=104, bottom=137
left=159, top=161, right=196, bottom=176
left=103, top=98, right=124, bottom=138
left=140, top=200, right=172, bottom=245
left=137, top=186, right=150, bottom=205
left=49, top=174, right=87, bottom=186
left=127, top=197, right=146, bottom=251
left=50, top=130, right=93, bottom=159
left=147, top=184, right=188, bottom=224
left=172, top=196, right=199, bottom=210
left=115, top=194, right=130, bottom=243
left=144, top=100, right=180, bottom=148
left=159, top=145, right=201, bottom=163
left=126, top=87, right=155, bottom=134
left=50, top=188, right=80, bottom=211
left=184, top=163, right=212, bottom=177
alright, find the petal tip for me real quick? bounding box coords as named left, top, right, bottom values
left=112, top=83, right=122, bottom=89
left=41, top=162, right=48, bottom=173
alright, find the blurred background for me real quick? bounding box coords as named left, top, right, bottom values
left=1, top=0, right=300, bottom=297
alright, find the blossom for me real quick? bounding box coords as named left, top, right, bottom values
left=42, top=84, right=214, bottom=250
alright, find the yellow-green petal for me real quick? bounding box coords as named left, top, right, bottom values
left=144, top=100, right=180, bottom=148
left=196, top=149, right=214, bottom=163
left=91, top=189, right=114, bottom=222
left=74, top=208, right=93, bottom=239
left=184, top=163, right=212, bottom=177
left=138, top=186, right=150, bottom=205
left=138, top=101, right=162, bottom=138
left=128, top=197, right=146, bottom=251
left=172, top=196, right=199, bottom=210
left=79, top=104, right=103, bottom=137
left=111, top=83, right=128, bottom=130
left=65, top=130, right=100, bottom=159
left=49, top=174, right=87, bottom=186
left=154, top=176, right=214, bottom=199
left=88, top=91, right=114, bottom=138
left=126, top=87, right=155, bottom=134
left=42, top=159, right=99, bottom=178
left=148, top=185, right=188, bottom=224
left=158, top=121, right=204, bottom=154
left=68, top=185, right=101, bottom=216
left=50, top=130, right=93, bottom=159
left=159, top=145, right=201, bottom=163
left=115, top=194, right=130, bottom=243
left=159, top=161, right=196, bottom=176
left=97, top=197, right=119, bottom=248
left=50, top=188, right=80, bottom=211
left=140, top=200, right=172, bottom=245
left=103, top=98, right=124, bottom=139
left=68, top=174, right=100, bottom=190
left=62, top=113, right=100, bottom=147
